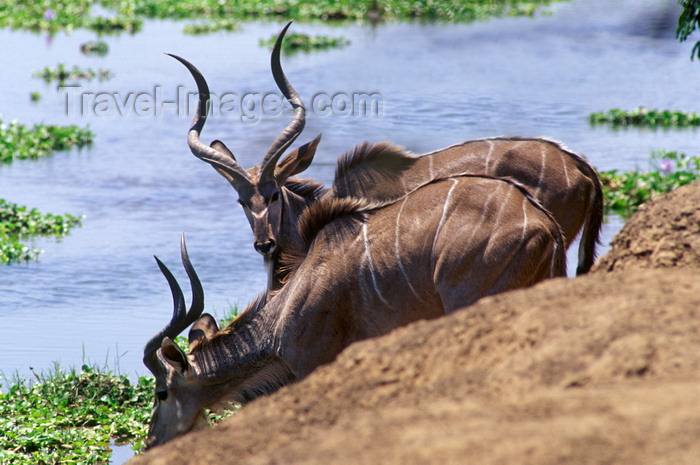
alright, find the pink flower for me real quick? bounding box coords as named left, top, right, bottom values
left=43, top=9, right=56, bottom=21
left=660, top=159, right=673, bottom=175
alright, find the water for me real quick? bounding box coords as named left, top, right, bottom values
left=0, top=0, right=696, bottom=393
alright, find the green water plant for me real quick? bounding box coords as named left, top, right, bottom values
left=0, top=305, right=242, bottom=462
left=107, top=0, right=564, bottom=22
left=0, top=0, right=567, bottom=34
left=0, top=119, right=90, bottom=263
left=0, top=1, right=93, bottom=33
left=0, top=365, right=154, bottom=464
left=80, top=40, right=109, bottom=56
left=0, top=199, right=83, bottom=264
left=260, top=32, right=350, bottom=52
left=588, top=108, right=700, bottom=128
left=598, top=150, right=700, bottom=214
left=0, top=119, right=93, bottom=163
left=87, top=15, right=142, bottom=34
left=33, top=64, right=113, bottom=84
left=184, top=19, right=238, bottom=34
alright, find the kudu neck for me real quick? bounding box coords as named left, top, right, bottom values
left=190, top=307, right=290, bottom=396
left=264, top=186, right=314, bottom=291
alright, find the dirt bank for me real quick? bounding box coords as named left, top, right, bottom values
left=129, top=182, right=700, bottom=465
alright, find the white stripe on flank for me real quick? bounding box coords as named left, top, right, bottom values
left=428, top=155, right=435, bottom=180
left=465, top=182, right=500, bottom=250
left=395, top=196, right=422, bottom=300
left=362, top=223, right=391, bottom=307
left=490, top=185, right=513, bottom=240
left=484, top=140, right=495, bottom=171
left=431, top=178, right=459, bottom=269
left=561, top=151, right=571, bottom=189
left=549, top=243, right=559, bottom=278
left=520, top=197, right=529, bottom=243
left=534, top=146, right=547, bottom=199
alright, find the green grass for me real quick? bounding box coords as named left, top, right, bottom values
left=599, top=150, right=700, bottom=215
left=589, top=108, right=700, bottom=128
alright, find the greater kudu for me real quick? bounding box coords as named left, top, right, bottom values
left=167, top=21, right=325, bottom=292
left=169, top=22, right=603, bottom=286
left=143, top=147, right=567, bottom=448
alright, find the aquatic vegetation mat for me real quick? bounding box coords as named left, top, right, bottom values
left=33, top=64, right=113, bottom=84
left=0, top=199, right=83, bottom=264
left=589, top=108, right=700, bottom=128
left=259, top=32, right=350, bottom=53
left=598, top=151, right=700, bottom=215
left=0, top=119, right=93, bottom=163
left=0, top=366, right=154, bottom=464
left=0, top=0, right=569, bottom=34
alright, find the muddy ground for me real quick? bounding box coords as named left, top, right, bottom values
left=130, top=182, right=700, bottom=465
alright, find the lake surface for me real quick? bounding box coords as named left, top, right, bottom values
left=1, top=0, right=697, bottom=389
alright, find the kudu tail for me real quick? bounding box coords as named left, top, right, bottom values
left=575, top=162, right=604, bottom=275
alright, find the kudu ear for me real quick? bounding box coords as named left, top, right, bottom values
left=159, top=337, right=190, bottom=373
left=211, top=140, right=236, bottom=160
left=275, top=133, right=322, bottom=183
left=188, top=313, right=219, bottom=350
left=209, top=140, right=242, bottom=186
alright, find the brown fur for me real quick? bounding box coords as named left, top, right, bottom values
left=145, top=172, right=568, bottom=449
left=333, top=141, right=418, bottom=201
left=189, top=292, right=270, bottom=354
left=284, top=178, right=326, bottom=204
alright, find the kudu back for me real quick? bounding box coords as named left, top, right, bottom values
left=143, top=147, right=567, bottom=448
left=169, top=22, right=603, bottom=289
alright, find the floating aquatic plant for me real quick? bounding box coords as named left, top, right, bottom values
left=33, top=64, right=113, bottom=84
left=0, top=365, right=154, bottom=463
left=589, top=108, right=700, bottom=128
left=80, top=40, right=109, bottom=56
left=0, top=199, right=83, bottom=264
left=259, top=32, right=350, bottom=53
left=598, top=151, right=700, bottom=215
left=0, top=0, right=567, bottom=35
left=184, top=19, right=238, bottom=34
left=0, top=119, right=94, bottom=163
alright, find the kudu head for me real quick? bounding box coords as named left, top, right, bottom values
left=168, top=21, right=321, bottom=261
left=142, top=234, right=220, bottom=449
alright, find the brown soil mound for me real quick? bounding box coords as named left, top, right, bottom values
left=130, top=183, right=700, bottom=465
left=592, top=181, right=700, bottom=272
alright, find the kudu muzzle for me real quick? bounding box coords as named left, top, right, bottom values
left=252, top=208, right=277, bottom=256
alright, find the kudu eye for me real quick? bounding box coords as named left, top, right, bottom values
left=156, top=390, right=168, bottom=401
